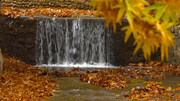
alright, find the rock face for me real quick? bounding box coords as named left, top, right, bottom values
left=0, top=16, right=37, bottom=64
left=112, top=21, right=161, bottom=65
left=168, top=25, right=180, bottom=64
left=0, top=16, right=179, bottom=66
left=0, top=49, right=3, bottom=74
left=0, top=7, right=3, bottom=74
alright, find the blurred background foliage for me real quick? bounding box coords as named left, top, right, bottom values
left=91, top=0, right=180, bottom=61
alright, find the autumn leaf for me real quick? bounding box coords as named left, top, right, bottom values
left=166, top=86, right=172, bottom=91
left=0, top=55, right=56, bottom=100
left=1, top=7, right=100, bottom=19
left=91, top=0, right=178, bottom=61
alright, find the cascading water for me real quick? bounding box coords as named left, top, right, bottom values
left=36, top=18, right=114, bottom=68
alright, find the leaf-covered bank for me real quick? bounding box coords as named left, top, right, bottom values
left=0, top=55, right=55, bottom=100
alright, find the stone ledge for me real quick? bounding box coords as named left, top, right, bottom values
left=0, top=16, right=179, bottom=66
left=0, top=16, right=37, bottom=64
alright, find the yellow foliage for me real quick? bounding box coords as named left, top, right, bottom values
left=91, top=0, right=180, bottom=61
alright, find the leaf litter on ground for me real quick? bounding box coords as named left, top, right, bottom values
left=0, top=55, right=56, bottom=100
left=1, top=54, right=179, bottom=100
left=1, top=7, right=102, bottom=19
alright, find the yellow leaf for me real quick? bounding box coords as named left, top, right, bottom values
left=166, top=86, right=172, bottom=91
left=55, top=90, right=62, bottom=92
left=117, top=8, right=125, bottom=22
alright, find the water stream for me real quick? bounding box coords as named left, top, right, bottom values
left=43, top=75, right=180, bottom=101
left=36, top=18, right=114, bottom=68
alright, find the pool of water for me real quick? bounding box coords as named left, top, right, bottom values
left=43, top=74, right=180, bottom=101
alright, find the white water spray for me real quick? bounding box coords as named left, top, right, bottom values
left=36, top=18, right=114, bottom=68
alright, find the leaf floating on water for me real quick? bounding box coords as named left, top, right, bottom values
left=174, top=84, right=180, bottom=91
left=129, top=61, right=180, bottom=76
left=53, top=90, right=62, bottom=93
left=166, top=86, right=172, bottom=91
left=125, top=81, right=176, bottom=100
left=71, top=67, right=81, bottom=71
left=80, top=69, right=127, bottom=90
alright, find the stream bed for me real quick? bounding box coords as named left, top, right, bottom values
left=44, top=74, right=180, bottom=101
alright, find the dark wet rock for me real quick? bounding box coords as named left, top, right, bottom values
left=168, top=25, right=180, bottom=64
left=0, top=16, right=37, bottom=64
left=112, top=22, right=161, bottom=65
left=0, top=16, right=179, bottom=66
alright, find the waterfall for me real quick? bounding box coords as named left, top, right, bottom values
left=36, top=18, right=114, bottom=68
